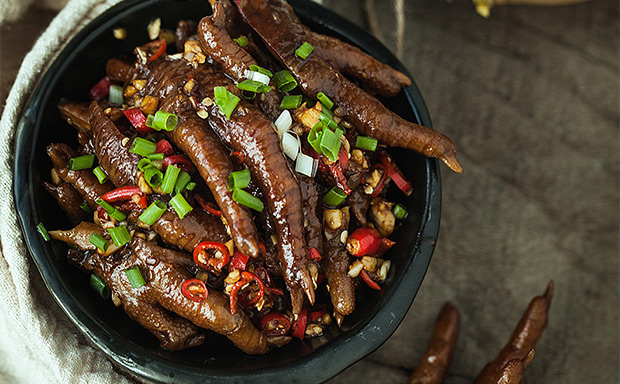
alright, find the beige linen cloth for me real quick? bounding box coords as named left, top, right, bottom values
left=0, top=1, right=145, bottom=383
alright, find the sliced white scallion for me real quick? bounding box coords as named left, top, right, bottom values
left=274, top=110, right=292, bottom=138
left=295, top=152, right=318, bottom=177
left=282, top=131, right=300, bottom=161
left=245, top=70, right=271, bottom=86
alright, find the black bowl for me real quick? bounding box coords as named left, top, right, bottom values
left=13, top=0, right=441, bottom=382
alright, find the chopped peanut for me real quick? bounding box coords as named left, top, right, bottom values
left=139, top=95, right=159, bottom=115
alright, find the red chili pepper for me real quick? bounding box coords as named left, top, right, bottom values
left=122, top=108, right=155, bottom=136
left=308, top=147, right=329, bottom=174
left=155, top=139, right=175, bottom=157
left=338, top=147, right=348, bottom=171
left=139, top=39, right=167, bottom=62
left=194, top=193, right=222, bottom=217
left=259, top=312, right=291, bottom=336
left=101, top=186, right=143, bottom=203
left=229, top=250, right=249, bottom=271
left=96, top=205, right=107, bottom=219
left=181, top=278, right=208, bottom=302
left=268, top=287, right=284, bottom=296
left=346, top=227, right=383, bottom=257
left=229, top=271, right=265, bottom=314
left=89, top=76, right=111, bottom=101
left=163, top=154, right=194, bottom=173
left=328, top=162, right=352, bottom=195
left=360, top=270, right=382, bottom=290
left=364, top=163, right=388, bottom=198
left=379, top=151, right=413, bottom=196
left=291, top=307, right=308, bottom=340
left=193, top=241, right=230, bottom=272
left=230, top=151, right=245, bottom=164
left=137, top=195, right=148, bottom=209
left=308, top=309, right=327, bottom=323
left=308, top=247, right=322, bottom=262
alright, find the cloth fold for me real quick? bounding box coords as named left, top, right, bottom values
left=0, top=1, right=138, bottom=383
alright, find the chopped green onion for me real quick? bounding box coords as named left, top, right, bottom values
left=124, top=266, right=146, bottom=288
left=319, top=111, right=338, bottom=130
left=129, top=137, right=157, bottom=157
left=144, top=166, right=163, bottom=188
left=275, top=110, right=292, bottom=136
left=273, top=70, right=297, bottom=93
left=321, top=104, right=334, bottom=119
left=280, top=95, right=303, bottom=109
left=355, top=136, right=378, bottom=152
left=138, top=158, right=152, bottom=172
left=170, top=193, right=193, bottom=219
left=174, top=171, right=192, bottom=194
left=228, top=169, right=251, bottom=191
left=108, top=84, right=124, bottom=106
left=90, top=273, right=110, bottom=299
left=152, top=110, right=179, bottom=131
left=308, top=122, right=324, bottom=153
left=146, top=114, right=155, bottom=128
left=36, top=222, right=50, bottom=241
left=241, top=90, right=257, bottom=100
left=317, top=92, right=334, bottom=110
left=295, top=41, right=314, bottom=59
left=108, top=225, right=131, bottom=247
left=233, top=35, right=248, bottom=47
left=92, top=166, right=108, bottom=184
left=148, top=152, right=165, bottom=160
left=232, top=188, right=264, bottom=212
left=319, top=126, right=341, bottom=162
left=161, top=165, right=180, bottom=195
left=236, top=79, right=271, bottom=93
left=393, top=203, right=409, bottom=220
left=185, top=182, right=197, bottom=191
left=80, top=201, right=93, bottom=214
left=139, top=200, right=167, bottom=225
left=89, top=233, right=109, bottom=252
left=322, top=187, right=347, bottom=206
left=295, top=152, right=318, bottom=177
left=282, top=131, right=300, bottom=160
left=249, top=65, right=273, bottom=77
left=96, top=198, right=127, bottom=221
left=213, top=86, right=240, bottom=119
left=69, top=154, right=95, bottom=171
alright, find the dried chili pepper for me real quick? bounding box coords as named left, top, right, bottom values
left=163, top=154, right=194, bottom=173
left=360, top=270, right=381, bottom=290
left=379, top=151, right=413, bottom=196
left=155, top=139, right=175, bottom=157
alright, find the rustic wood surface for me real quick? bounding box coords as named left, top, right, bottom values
left=1, top=0, right=618, bottom=383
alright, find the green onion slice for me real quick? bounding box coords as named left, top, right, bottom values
left=317, top=92, right=334, bottom=110
left=108, top=84, right=124, bottom=106
left=36, top=222, right=50, bottom=241
left=236, top=79, right=271, bottom=93
left=148, top=152, right=165, bottom=160
left=319, top=126, right=342, bottom=162
left=393, top=203, right=409, bottom=220
left=125, top=266, right=146, bottom=288
left=308, top=122, right=324, bottom=154
left=170, top=193, right=193, bottom=219
left=228, top=169, right=251, bottom=191
left=89, top=233, right=109, bottom=252
left=249, top=65, right=273, bottom=77
left=161, top=165, right=181, bottom=195
left=279, top=95, right=303, bottom=109
left=69, top=154, right=95, bottom=171
left=139, top=200, right=167, bottom=225
left=322, top=187, right=347, bottom=206
left=213, top=86, right=241, bottom=119
left=129, top=137, right=157, bottom=157
left=185, top=182, right=197, bottom=191
left=355, top=136, right=378, bottom=152
left=273, top=70, right=297, bottom=93
left=174, top=171, right=192, bottom=194
left=318, top=111, right=338, bottom=130
left=144, top=166, right=163, bottom=188
left=138, top=158, right=152, bottom=172
left=232, top=188, right=264, bottom=212
left=80, top=201, right=93, bottom=214
left=108, top=225, right=131, bottom=247
left=152, top=110, right=179, bottom=131
left=90, top=273, right=111, bottom=299
left=295, top=41, right=314, bottom=59
left=96, top=198, right=127, bottom=221
left=146, top=114, right=155, bottom=128
left=92, top=166, right=108, bottom=184
left=233, top=35, right=248, bottom=47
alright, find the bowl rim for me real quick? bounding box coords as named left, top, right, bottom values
left=13, top=0, right=441, bottom=382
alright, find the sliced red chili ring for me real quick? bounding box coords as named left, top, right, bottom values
left=194, top=193, right=222, bottom=217
left=308, top=247, right=322, bottom=261
left=123, top=108, right=154, bottom=136
left=229, top=271, right=265, bottom=314
left=163, top=154, right=194, bottom=173
left=89, top=76, right=111, bottom=101
left=360, top=270, right=382, bottom=291
left=291, top=307, right=308, bottom=340
left=379, top=151, right=413, bottom=196
left=193, top=241, right=230, bottom=272
left=181, top=278, right=208, bottom=302
left=139, top=38, right=167, bottom=62
left=229, top=250, right=249, bottom=271
left=259, top=312, right=291, bottom=336
left=101, top=186, right=143, bottom=203
left=155, top=139, right=175, bottom=157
